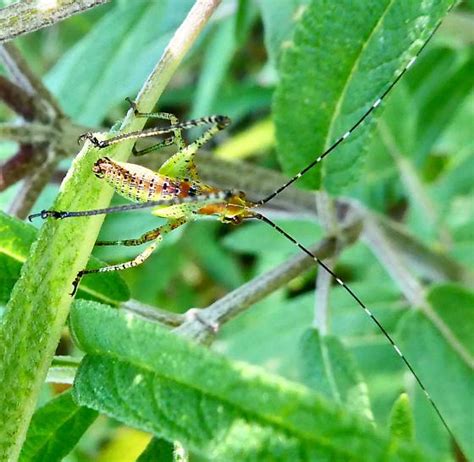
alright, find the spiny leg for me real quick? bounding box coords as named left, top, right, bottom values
left=131, top=136, right=176, bottom=157
left=158, top=119, right=231, bottom=181
left=79, top=114, right=230, bottom=149
left=95, top=217, right=187, bottom=247
left=71, top=218, right=187, bottom=295
left=126, top=97, right=185, bottom=151
left=27, top=191, right=234, bottom=222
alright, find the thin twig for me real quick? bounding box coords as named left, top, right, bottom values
left=121, top=299, right=183, bottom=327
left=175, top=237, right=338, bottom=343
left=0, top=0, right=110, bottom=44
left=0, top=75, right=39, bottom=120
left=362, top=214, right=427, bottom=307
left=0, top=144, right=44, bottom=191
left=313, top=192, right=339, bottom=332
left=0, top=42, right=62, bottom=117
left=0, top=43, right=64, bottom=213
left=378, top=120, right=452, bottom=248
left=375, top=213, right=472, bottom=285
left=0, top=122, right=53, bottom=144
left=7, top=148, right=53, bottom=219
left=0, top=42, right=92, bottom=213
left=363, top=215, right=474, bottom=370
left=313, top=259, right=333, bottom=333
left=131, top=0, right=222, bottom=117
left=46, top=356, right=81, bottom=385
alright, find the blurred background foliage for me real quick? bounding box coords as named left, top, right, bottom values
left=0, top=0, right=473, bottom=461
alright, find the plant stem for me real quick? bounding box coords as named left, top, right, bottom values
left=313, top=260, right=333, bottom=334
left=313, top=192, right=339, bottom=333
left=362, top=214, right=427, bottom=308
left=0, top=0, right=110, bottom=44
left=121, top=299, right=183, bottom=327
left=175, top=237, right=338, bottom=343
left=0, top=2, right=221, bottom=460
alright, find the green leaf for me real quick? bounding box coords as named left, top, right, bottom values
left=45, top=0, right=194, bottom=125
left=258, top=0, right=309, bottom=65
left=397, top=283, right=474, bottom=460
left=389, top=394, right=414, bottom=445
left=0, top=212, right=129, bottom=305
left=427, top=283, right=474, bottom=356
left=136, top=438, right=174, bottom=462
left=70, top=300, right=428, bottom=462
left=407, top=47, right=474, bottom=160
left=183, top=222, right=245, bottom=290
left=19, top=390, right=97, bottom=462
left=223, top=220, right=321, bottom=256
left=273, top=0, right=453, bottom=192
left=190, top=16, right=237, bottom=118
left=298, top=328, right=373, bottom=422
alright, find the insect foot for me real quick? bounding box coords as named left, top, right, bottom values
left=125, top=96, right=139, bottom=114
left=78, top=132, right=106, bottom=148
left=214, top=115, right=231, bottom=129
left=70, top=271, right=83, bottom=297
left=28, top=210, right=68, bottom=221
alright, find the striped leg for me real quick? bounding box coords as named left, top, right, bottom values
left=126, top=97, right=186, bottom=154
left=79, top=115, right=230, bottom=149
left=95, top=217, right=187, bottom=247
left=71, top=218, right=186, bottom=295
left=157, top=121, right=231, bottom=180
left=131, top=136, right=176, bottom=157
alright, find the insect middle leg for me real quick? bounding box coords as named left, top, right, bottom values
left=125, top=97, right=186, bottom=155
left=71, top=217, right=187, bottom=295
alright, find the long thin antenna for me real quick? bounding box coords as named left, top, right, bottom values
left=257, top=9, right=450, bottom=205
left=254, top=212, right=455, bottom=440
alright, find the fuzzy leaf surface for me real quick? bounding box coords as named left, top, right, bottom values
left=70, top=300, right=428, bottom=462
left=274, top=0, right=453, bottom=192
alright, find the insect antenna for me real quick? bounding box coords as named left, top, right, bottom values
left=257, top=10, right=449, bottom=206
left=253, top=212, right=455, bottom=439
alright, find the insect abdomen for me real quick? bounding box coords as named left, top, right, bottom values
left=93, top=157, right=177, bottom=203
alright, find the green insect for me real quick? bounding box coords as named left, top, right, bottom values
left=29, top=15, right=454, bottom=440
left=31, top=99, right=257, bottom=294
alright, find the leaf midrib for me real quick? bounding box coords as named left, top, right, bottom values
left=83, top=352, right=383, bottom=460
left=321, top=0, right=395, bottom=181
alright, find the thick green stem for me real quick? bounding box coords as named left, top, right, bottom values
left=0, top=1, right=221, bottom=460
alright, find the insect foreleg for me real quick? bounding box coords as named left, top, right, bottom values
left=71, top=218, right=187, bottom=295
left=80, top=115, right=230, bottom=149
